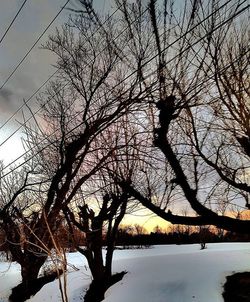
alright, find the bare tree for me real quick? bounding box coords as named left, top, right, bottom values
left=0, top=5, right=146, bottom=301
left=115, top=0, right=250, bottom=233
left=1, top=1, right=248, bottom=301
left=62, top=107, right=147, bottom=300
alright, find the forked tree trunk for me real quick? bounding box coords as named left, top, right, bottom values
left=83, top=227, right=107, bottom=302
left=87, top=224, right=106, bottom=278
left=84, top=226, right=126, bottom=302
left=84, top=270, right=127, bottom=302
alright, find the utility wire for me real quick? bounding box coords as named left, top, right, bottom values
left=0, top=0, right=244, bottom=173
left=0, top=3, right=123, bottom=133
left=0, top=2, right=145, bottom=147
left=0, top=70, right=57, bottom=132
left=0, top=0, right=28, bottom=45
left=0, top=0, right=235, bottom=139
left=0, top=0, right=248, bottom=179
left=3, top=47, right=248, bottom=180
left=0, top=0, right=70, bottom=91
left=0, top=0, right=234, bottom=137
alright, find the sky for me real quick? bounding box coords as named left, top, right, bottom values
left=0, top=0, right=69, bottom=164
left=123, top=210, right=171, bottom=233
left=0, top=0, right=116, bottom=165
left=0, top=0, right=170, bottom=231
left=0, top=0, right=248, bottom=233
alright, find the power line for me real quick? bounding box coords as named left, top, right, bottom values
left=0, top=0, right=28, bottom=45
left=0, top=0, right=240, bottom=138
left=1, top=0, right=248, bottom=179
left=0, top=70, right=57, bottom=132
left=137, top=0, right=249, bottom=85
left=0, top=0, right=233, bottom=137
left=0, top=0, right=70, bottom=91
left=4, top=47, right=248, bottom=180
left=0, top=0, right=243, bottom=175
left=0, top=2, right=123, bottom=133
left=0, top=2, right=144, bottom=146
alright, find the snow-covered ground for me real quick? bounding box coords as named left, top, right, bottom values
left=1, top=243, right=250, bottom=302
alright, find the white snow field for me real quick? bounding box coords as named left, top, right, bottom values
left=1, top=243, right=250, bottom=302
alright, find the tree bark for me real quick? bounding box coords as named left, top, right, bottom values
left=9, top=254, right=48, bottom=302
left=84, top=271, right=127, bottom=302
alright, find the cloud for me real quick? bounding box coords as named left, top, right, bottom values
left=0, top=87, right=14, bottom=104
left=0, top=87, right=16, bottom=115
left=0, top=87, right=15, bottom=118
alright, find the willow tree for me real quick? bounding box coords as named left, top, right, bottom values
left=2, top=5, right=146, bottom=301
left=115, top=0, right=250, bottom=233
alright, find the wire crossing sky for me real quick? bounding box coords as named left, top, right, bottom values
left=0, top=0, right=113, bottom=164
left=0, top=0, right=28, bottom=45
left=0, top=0, right=70, bottom=91
left=0, top=2, right=121, bottom=134
left=0, top=0, right=248, bottom=168
left=1, top=0, right=249, bottom=179
left=0, top=0, right=248, bottom=231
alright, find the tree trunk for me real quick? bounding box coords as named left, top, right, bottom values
left=9, top=254, right=47, bottom=302
left=21, top=256, right=46, bottom=284
left=87, top=227, right=105, bottom=281
left=84, top=219, right=113, bottom=302
left=84, top=271, right=127, bottom=302
left=84, top=218, right=127, bottom=302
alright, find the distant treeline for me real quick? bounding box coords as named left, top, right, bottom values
left=112, top=229, right=250, bottom=248
left=1, top=224, right=250, bottom=254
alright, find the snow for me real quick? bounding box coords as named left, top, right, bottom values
left=1, top=243, right=250, bottom=302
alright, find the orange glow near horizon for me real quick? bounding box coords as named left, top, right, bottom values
left=122, top=208, right=171, bottom=233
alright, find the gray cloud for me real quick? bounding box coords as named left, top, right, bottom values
left=0, top=87, right=13, bottom=103
left=0, top=87, right=17, bottom=118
